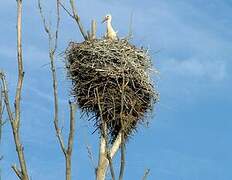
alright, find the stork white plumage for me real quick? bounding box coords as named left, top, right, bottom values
left=102, top=14, right=118, bottom=40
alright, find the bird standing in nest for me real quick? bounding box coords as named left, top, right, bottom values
left=102, top=14, right=118, bottom=40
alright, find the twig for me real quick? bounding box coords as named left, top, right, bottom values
left=85, top=144, right=96, bottom=171
left=12, top=165, right=22, bottom=180
left=142, top=168, right=150, bottom=180
left=59, top=2, right=73, bottom=18
left=0, top=73, right=14, bottom=123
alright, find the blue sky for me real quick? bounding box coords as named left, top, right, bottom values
left=1, top=0, right=232, bottom=179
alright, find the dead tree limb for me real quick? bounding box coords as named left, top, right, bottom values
left=118, top=134, right=125, bottom=180
left=96, top=88, right=116, bottom=180
left=91, top=20, right=97, bottom=40
left=0, top=73, right=29, bottom=180
left=15, top=3, right=26, bottom=175
left=38, top=1, right=76, bottom=180
left=118, top=68, right=126, bottom=180
left=96, top=131, right=122, bottom=180
left=85, top=144, right=96, bottom=172
left=0, top=0, right=29, bottom=179
left=127, top=12, right=133, bottom=39
left=12, top=165, right=22, bottom=179
left=69, top=0, right=88, bottom=40
left=65, top=102, right=76, bottom=180
left=59, top=0, right=88, bottom=39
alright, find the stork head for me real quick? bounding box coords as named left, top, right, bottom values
left=102, top=14, right=112, bottom=23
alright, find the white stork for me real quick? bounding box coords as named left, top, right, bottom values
left=102, top=14, right=118, bottom=40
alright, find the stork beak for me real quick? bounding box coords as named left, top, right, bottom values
left=102, top=17, right=107, bottom=23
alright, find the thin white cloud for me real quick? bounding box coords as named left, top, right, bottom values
left=160, top=58, right=227, bottom=81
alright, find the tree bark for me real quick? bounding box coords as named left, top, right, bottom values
left=96, top=132, right=122, bottom=180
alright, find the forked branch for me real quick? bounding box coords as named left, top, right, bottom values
left=0, top=0, right=29, bottom=179
left=96, top=88, right=116, bottom=180
left=38, top=1, right=76, bottom=180
left=59, top=0, right=88, bottom=40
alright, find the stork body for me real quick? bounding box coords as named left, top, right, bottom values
left=102, top=14, right=118, bottom=40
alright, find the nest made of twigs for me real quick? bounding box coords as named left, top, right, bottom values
left=65, top=38, right=159, bottom=142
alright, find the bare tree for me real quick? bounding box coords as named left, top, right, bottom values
left=0, top=0, right=29, bottom=179
left=38, top=1, right=76, bottom=180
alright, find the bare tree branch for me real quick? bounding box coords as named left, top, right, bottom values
left=38, top=0, right=64, bottom=153
left=67, top=102, right=76, bottom=154
left=110, top=133, right=122, bottom=158
left=91, top=20, right=97, bottom=40
left=96, top=131, right=122, bottom=180
left=1, top=73, right=29, bottom=180
left=0, top=86, right=3, bottom=143
left=12, top=165, right=22, bottom=179
left=127, top=12, right=134, bottom=39
left=118, top=134, right=125, bottom=180
left=59, top=2, right=73, bottom=18
left=0, top=1, right=30, bottom=179
left=15, top=0, right=24, bottom=128
left=85, top=144, right=96, bottom=172
left=38, top=1, right=76, bottom=180
left=0, top=73, right=14, bottom=123
left=69, top=0, right=88, bottom=40
left=96, top=88, right=116, bottom=180
left=66, top=102, right=76, bottom=180
left=118, top=68, right=126, bottom=180
left=142, top=168, right=150, bottom=180
left=96, top=132, right=106, bottom=180
left=59, top=0, right=88, bottom=40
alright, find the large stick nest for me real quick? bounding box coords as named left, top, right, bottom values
left=65, top=39, right=159, bottom=142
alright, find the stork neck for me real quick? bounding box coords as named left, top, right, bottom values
left=106, top=20, right=112, bottom=30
